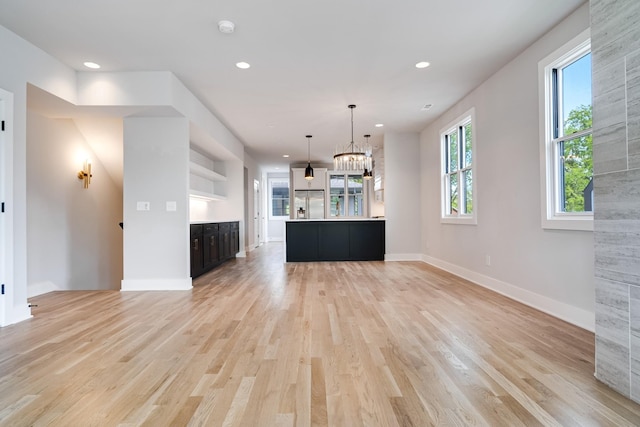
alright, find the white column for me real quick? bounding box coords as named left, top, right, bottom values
left=383, top=132, right=422, bottom=261
left=121, top=117, right=191, bottom=291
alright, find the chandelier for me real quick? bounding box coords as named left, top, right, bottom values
left=333, top=104, right=373, bottom=173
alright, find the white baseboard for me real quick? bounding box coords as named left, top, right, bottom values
left=28, top=281, right=59, bottom=297
left=121, top=278, right=193, bottom=291
left=267, top=237, right=284, bottom=242
left=1, top=303, right=32, bottom=327
left=245, top=243, right=261, bottom=253
left=385, top=253, right=423, bottom=261
left=237, top=250, right=247, bottom=258
left=421, top=255, right=595, bottom=332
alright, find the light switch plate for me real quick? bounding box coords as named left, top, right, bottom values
left=166, top=201, right=177, bottom=212
left=136, top=201, right=150, bottom=211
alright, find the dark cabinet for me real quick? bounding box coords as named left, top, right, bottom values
left=203, top=223, right=219, bottom=270
left=190, top=221, right=240, bottom=278
left=286, top=220, right=385, bottom=262
left=190, top=224, right=204, bottom=277
left=219, top=222, right=231, bottom=260
left=231, top=222, right=240, bottom=255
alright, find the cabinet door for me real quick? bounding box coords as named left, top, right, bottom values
left=203, top=224, right=219, bottom=269
left=308, top=168, right=326, bottom=190
left=219, top=223, right=231, bottom=260
left=203, top=232, right=219, bottom=268
left=230, top=222, right=239, bottom=255
left=293, top=168, right=326, bottom=190
left=190, top=225, right=204, bottom=277
left=292, top=168, right=308, bottom=190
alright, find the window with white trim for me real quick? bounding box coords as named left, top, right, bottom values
left=329, top=172, right=365, bottom=217
left=441, top=109, right=476, bottom=224
left=269, top=179, right=289, bottom=219
left=539, top=29, right=592, bottom=231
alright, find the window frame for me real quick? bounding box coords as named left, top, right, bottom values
left=440, top=108, right=477, bottom=225
left=328, top=172, right=367, bottom=218
left=538, top=28, right=593, bottom=231
left=268, top=178, right=290, bottom=220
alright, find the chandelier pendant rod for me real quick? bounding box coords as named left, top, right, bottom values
left=349, top=104, right=356, bottom=154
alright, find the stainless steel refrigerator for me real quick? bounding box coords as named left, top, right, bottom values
left=294, top=190, right=325, bottom=219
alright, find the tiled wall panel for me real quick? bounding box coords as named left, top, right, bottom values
left=592, top=0, right=640, bottom=402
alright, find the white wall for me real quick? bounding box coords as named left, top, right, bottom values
left=121, top=117, right=191, bottom=290
left=420, top=3, right=594, bottom=330
left=27, top=112, right=122, bottom=295
left=210, top=159, right=244, bottom=222
left=1, top=22, right=248, bottom=319
left=384, top=132, right=422, bottom=260
left=0, top=25, right=78, bottom=325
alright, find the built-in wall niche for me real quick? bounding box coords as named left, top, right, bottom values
left=189, top=148, right=227, bottom=201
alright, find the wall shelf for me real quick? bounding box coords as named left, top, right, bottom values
left=189, top=189, right=227, bottom=202
left=189, top=161, right=227, bottom=182
left=189, top=148, right=227, bottom=201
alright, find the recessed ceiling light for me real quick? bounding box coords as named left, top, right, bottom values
left=415, top=61, right=431, bottom=69
left=83, top=61, right=101, bottom=69
left=283, top=154, right=290, bottom=158
left=421, top=104, right=433, bottom=111
left=218, top=20, right=235, bottom=34
left=375, top=123, right=384, bottom=128
left=236, top=61, right=250, bottom=69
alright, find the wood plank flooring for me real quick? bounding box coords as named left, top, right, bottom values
left=2, top=243, right=640, bottom=426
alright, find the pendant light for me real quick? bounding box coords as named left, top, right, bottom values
left=304, top=135, right=314, bottom=180
left=363, top=134, right=373, bottom=180
left=334, top=105, right=368, bottom=171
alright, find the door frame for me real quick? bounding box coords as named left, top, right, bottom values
left=0, top=88, right=13, bottom=326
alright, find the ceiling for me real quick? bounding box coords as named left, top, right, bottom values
left=1, top=0, right=585, bottom=171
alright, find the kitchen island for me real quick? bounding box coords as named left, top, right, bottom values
left=285, top=218, right=385, bottom=262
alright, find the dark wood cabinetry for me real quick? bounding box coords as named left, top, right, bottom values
left=231, top=222, right=240, bottom=256
left=190, top=224, right=204, bottom=277
left=285, top=220, right=385, bottom=262
left=203, top=223, right=219, bottom=268
left=219, top=222, right=231, bottom=260
left=191, top=221, right=239, bottom=278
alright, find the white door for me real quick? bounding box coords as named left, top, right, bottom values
left=253, top=179, right=260, bottom=247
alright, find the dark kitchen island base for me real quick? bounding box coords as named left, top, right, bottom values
left=285, top=219, right=385, bottom=262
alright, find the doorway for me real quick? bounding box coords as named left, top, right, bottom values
left=0, top=88, right=12, bottom=326
left=254, top=179, right=260, bottom=247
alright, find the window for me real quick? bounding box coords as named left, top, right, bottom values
left=441, top=108, right=476, bottom=224
left=539, top=29, right=592, bottom=231
left=329, top=173, right=365, bottom=217
left=269, top=179, right=289, bottom=218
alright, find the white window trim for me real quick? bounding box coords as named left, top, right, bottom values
left=268, top=177, right=290, bottom=220
left=328, top=171, right=369, bottom=218
left=440, top=107, right=477, bottom=225
left=538, top=28, right=592, bottom=232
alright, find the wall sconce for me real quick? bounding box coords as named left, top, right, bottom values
left=77, top=160, right=92, bottom=189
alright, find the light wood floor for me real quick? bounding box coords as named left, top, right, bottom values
left=2, top=243, right=640, bottom=426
